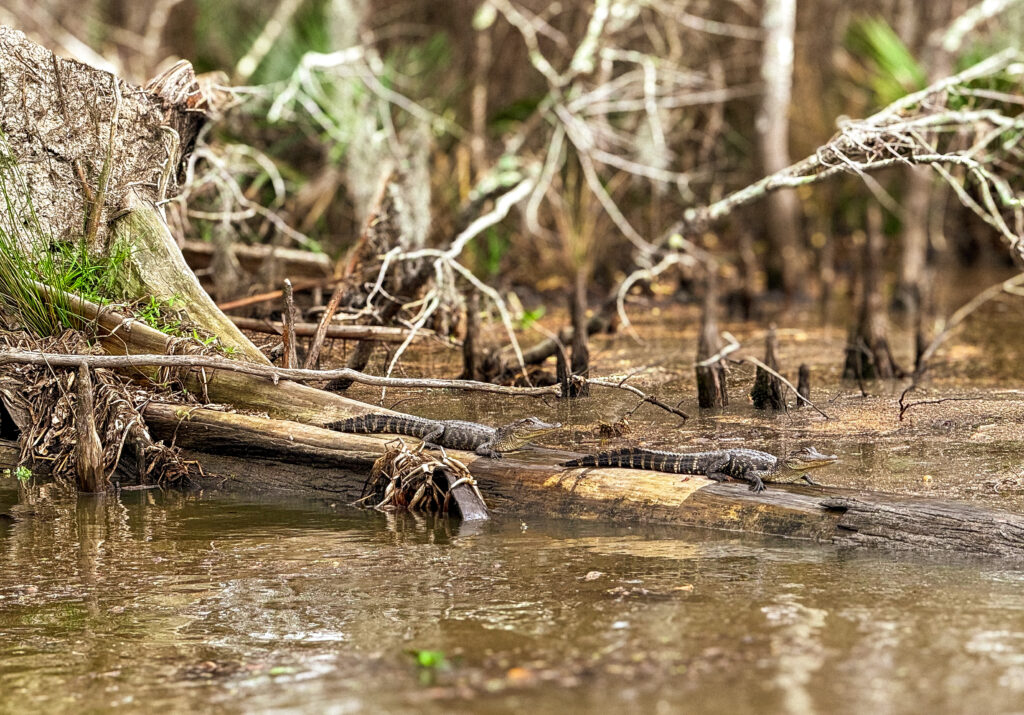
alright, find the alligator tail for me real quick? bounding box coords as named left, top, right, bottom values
left=563, top=447, right=650, bottom=469
left=326, top=414, right=422, bottom=436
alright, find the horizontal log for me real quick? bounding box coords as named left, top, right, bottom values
left=821, top=495, right=1024, bottom=558
left=229, top=316, right=430, bottom=343
left=141, top=405, right=1024, bottom=559
left=182, top=240, right=332, bottom=279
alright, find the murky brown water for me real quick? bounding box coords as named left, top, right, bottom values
left=4, top=273, right=1024, bottom=713
left=3, top=484, right=1024, bottom=714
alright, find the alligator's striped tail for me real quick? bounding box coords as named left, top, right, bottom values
left=562, top=447, right=690, bottom=473
left=326, top=413, right=426, bottom=437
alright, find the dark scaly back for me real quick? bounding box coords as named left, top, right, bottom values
left=326, top=413, right=435, bottom=438
left=435, top=420, right=495, bottom=450
left=564, top=448, right=721, bottom=475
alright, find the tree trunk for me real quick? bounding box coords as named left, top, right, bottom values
left=844, top=205, right=903, bottom=380
left=460, top=289, right=482, bottom=381
left=569, top=271, right=590, bottom=397
left=758, top=0, right=803, bottom=296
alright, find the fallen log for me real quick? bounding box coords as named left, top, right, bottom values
left=140, top=404, right=1024, bottom=559
left=228, top=316, right=430, bottom=343
left=182, top=240, right=332, bottom=280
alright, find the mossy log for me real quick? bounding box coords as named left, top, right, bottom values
left=141, top=404, right=1024, bottom=559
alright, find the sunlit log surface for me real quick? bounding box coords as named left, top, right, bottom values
left=135, top=405, right=1024, bottom=559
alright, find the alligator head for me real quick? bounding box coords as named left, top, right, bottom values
left=782, top=446, right=838, bottom=472
left=495, top=416, right=561, bottom=451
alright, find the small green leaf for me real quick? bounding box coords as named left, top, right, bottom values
left=518, top=306, right=546, bottom=330
left=409, top=649, right=447, bottom=669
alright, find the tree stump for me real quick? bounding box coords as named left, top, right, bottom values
left=74, top=364, right=105, bottom=492
left=695, top=272, right=728, bottom=408
left=0, top=28, right=265, bottom=362
left=796, top=363, right=811, bottom=407
left=750, top=326, right=786, bottom=410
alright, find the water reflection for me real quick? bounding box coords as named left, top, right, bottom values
left=2, top=485, right=1024, bottom=713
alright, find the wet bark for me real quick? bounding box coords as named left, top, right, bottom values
left=74, top=365, right=105, bottom=492
left=695, top=273, right=728, bottom=408
left=750, top=327, right=786, bottom=410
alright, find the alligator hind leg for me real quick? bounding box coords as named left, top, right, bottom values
left=706, top=471, right=731, bottom=483
left=421, top=426, right=445, bottom=452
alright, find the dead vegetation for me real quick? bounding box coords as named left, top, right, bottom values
left=0, top=331, right=193, bottom=488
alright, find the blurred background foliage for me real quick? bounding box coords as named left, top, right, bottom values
left=2, top=0, right=1022, bottom=305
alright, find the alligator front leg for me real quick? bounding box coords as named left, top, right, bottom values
left=801, top=474, right=823, bottom=487
left=474, top=441, right=502, bottom=459
left=744, top=470, right=768, bottom=493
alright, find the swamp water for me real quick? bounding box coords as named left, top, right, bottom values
left=3, top=287, right=1024, bottom=713
left=2, top=487, right=1024, bottom=714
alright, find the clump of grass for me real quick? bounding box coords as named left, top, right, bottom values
left=0, top=135, right=140, bottom=337
left=0, top=136, right=228, bottom=351
left=46, top=238, right=134, bottom=306
left=0, top=136, right=77, bottom=335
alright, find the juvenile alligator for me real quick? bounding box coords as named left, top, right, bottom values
left=562, top=446, right=838, bottom=493
left=326, top=414, right=560, bottom=458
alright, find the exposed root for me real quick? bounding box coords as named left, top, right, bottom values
left=357, top=438, right=480, bottom=514
left=0, top=330, right=194, bottom=487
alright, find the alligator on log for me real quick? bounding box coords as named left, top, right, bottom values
left=326, top=414, right=560, bottom=458
left=562, top=446, right=838, bottom=492
left=103, top=405, right=1024, bottom=561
